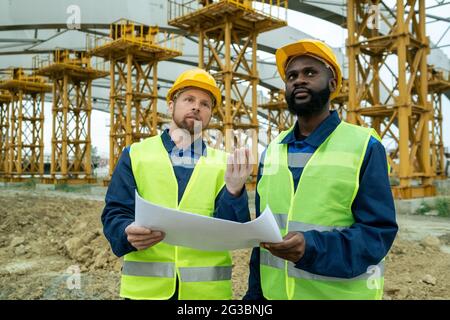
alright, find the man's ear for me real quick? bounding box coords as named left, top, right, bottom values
left=168, top=100, right=174, bottom=115
left=329, top=78, right=337, bottom=94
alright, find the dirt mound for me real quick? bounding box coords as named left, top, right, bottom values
left=384, top=238, right=450, bottom=299
left=0, top=192, right=119, bottom=271
left=0, top=191, right=121, bottom=299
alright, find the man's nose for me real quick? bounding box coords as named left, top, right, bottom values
left=294, top=74, right=308, bottom=86
left=191, top=101, right=200, bottom=111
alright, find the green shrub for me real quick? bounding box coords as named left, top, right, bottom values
left=435, top=198, right=450, bottom=217
left=415, top=200, right=433, bottom=215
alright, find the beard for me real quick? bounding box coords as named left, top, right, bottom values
left=173, top=111, right=210, bottom=135
left=174, top=117, right=201, bottom=135
left=286, top=86, right=331, bottom=117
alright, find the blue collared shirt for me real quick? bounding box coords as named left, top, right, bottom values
left=244, top=111, right=398, bottom=300
left=102, top=129, right=250, bottom=257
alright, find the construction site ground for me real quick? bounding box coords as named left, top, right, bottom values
left=1, top=185, right=449, bottom=300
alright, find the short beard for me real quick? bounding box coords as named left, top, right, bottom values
left=175, top=118, right=193, bottom=134
left=174, top=117, right=203, bottom=135
left=286, top=86, right=331, bottom=118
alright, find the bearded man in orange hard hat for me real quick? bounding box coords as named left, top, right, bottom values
left=244, top=39, right=398, bottom=300
left=102, top=68, right=253, bottom=300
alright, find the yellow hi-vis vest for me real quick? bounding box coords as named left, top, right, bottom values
left=121, top=135, right=232, bottom=300
left=258, top=121, right=385, bottom=300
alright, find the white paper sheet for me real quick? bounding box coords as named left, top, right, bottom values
left=135, top=191, right=282, bottom=251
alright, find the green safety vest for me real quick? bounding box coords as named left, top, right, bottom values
left=258, top=121, right=385, bottom=300
left=121, top=135, right=232, bottom=300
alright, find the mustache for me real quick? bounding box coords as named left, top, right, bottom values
left=292, top=87, right=312, bottom=97
left=184, top=113, right=201, bottom=121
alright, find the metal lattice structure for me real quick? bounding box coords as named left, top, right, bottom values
left=347, top=0, right=434, bottom=199
left=0, top=68, right=51, bottom=180
left=428, top=66, right=450, bottom=179
left=0, top=90, right=11, bottom=175
left=35, top=49, right=108, bottom=183
left=258, top=89, right=293, bottom=143
left=88, top=20, right=182, bottom=181
left=168, top=0, right=288, bottom=181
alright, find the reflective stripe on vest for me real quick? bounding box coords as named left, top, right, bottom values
left=122, top=261, right=232, bottom=282
left=258, top=121, right=385, bottom=300
left=179, top=266, right=232, bottom=282
left=122, top=261, right=175, bottom=278
left=120, top=135, right=232, bottom=300
left=273, top=214, right=348, bottom=232
left=260, top=250, right=385, bottom=282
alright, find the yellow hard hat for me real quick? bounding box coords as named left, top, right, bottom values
left=275, top=39, right=342, bottom=100
left=167, top=68, right=222, bottom=107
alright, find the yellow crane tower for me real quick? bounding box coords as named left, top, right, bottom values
left=428, top=66, right=450, bottom=179
left=0, top=68, right=51, bottom=181
left=258, top=89, right=293, bottom=143
left=346, top=0, right=433, bottom=199
left=34, top=49, right=108, bottom=184
left=88, top=19, right=182, bottom=184
left=0, top=89, right=11, bottom=175
left=168, top=0, right=288, bottom=174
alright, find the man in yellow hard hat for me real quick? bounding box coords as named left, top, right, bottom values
left=244, top=39, right=398, bottom=300
left=102, top=68, right=253, bottom=300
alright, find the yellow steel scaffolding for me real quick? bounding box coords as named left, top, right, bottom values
left=0, top=90, right=11, bottom=175
left=258, top=89, right=293, bottom=143
left=88, top=19, right=183, bottom=183
left=347, top=0, right=434, bottom=199
left=428, top=67, right=450, bottom=179
left=34, top=49, right=108, bottom=184
left=0, top=68, right=51, bottom=181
